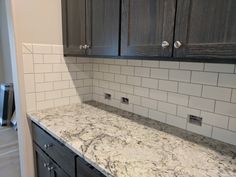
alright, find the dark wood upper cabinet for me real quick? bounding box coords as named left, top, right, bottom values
left=86, top=0, right=120, bottom=56
left=121, top=0, right=176, bottom=57
left=62, top=0, right=86, bottom=56
left=174, top=0, right=236, bottom=60
left=62, top=0, right=120, bottom=57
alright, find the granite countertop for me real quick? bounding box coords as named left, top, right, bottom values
left=28, top=101, right=236, bottom=177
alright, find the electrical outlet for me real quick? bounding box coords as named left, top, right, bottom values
left=104, top=93, right=111, bottom=100
left=121, top=97, right=129, bottom=104
left=188, top=115, right=202, bottom=126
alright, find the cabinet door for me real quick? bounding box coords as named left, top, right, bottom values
left=86, top=0, right=120, bottom=56
left=50, top=162, right=70, bottom=177
left=174, top=0, right=236, bottom=62
left=121, top=0, right=176, bottom=57
left=62, top=0, right=86, bottom=56
left=34, top=145, right=51, bottom=177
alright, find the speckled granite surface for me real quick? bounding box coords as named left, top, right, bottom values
left=28, top=101, right=236, bottom=177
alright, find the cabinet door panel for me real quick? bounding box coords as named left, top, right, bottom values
left=62, top=0, right=86, bottom=56
left=86, top=0, right=120, bottom=56
left=121, top=0, right=176, bottom=57
left=50, top=162, right=70, bottom=177
left=174, top=0, right=236, bottom=60
left=34, top=145, right=51, bottom=177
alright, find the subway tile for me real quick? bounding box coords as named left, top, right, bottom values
left=84, top=64, right=92, bottom=71
left=228, top=118, right=236, bottom=131
left=54, top=81, right=70, bottom=90
left=62, top=88, right=77, bottom=97
left=77, top=57, right=90, bottom=63
left=93, top=72, right=103, bottom=80
left=148, top=109, right=166, bottom=123
left=149, top=89, right=167, bottom=101
left=33, top=54, right=44, bottom=63
left=99, top=64, right=109, bottom=72
left=109, top=65, right=121, bottom=74
left=166, top=115, right=186, bottom=129
left=168, top=93, right=189, bottom=106
left=99, top=80, right=109, bottom=88
left=24, top=74, right=35, bottom=93
left=37, top=100, right=54, bottom=110
left=134, top=67, right=150, bottom=77
left=215, top=101, right=236, bottom=117
left=150, top=68, right=168, bottom=79
left=177, top=106, right=200, bottom=118
left=120, top=103, right=133, bottom=112
left=128, top=95, right=141, bottom=105
left=25, top=93, right=36, bottom=111
left=187, top=123, right=212, bottom=137
left=84, top=79, right=93, bottom=86
left=52, top=45, right=63, bottom=54
left=202, top=86, right=231, bottom=101
left=232, top=89, right=236, bottom=103
left=44, top=73, right=61, bottom=82
left=142, top=78, right=158, bottom=89
left=114, top=91, right=126, bottom=100
left=53, top=64, right=69, bottom=72
left=169, top=70, right=191, bottom=82
left=70, top=96, right=83, bottom=104
left=103, top=59, right=115, bottom=65
left=127, top=60, right=142, bottom=66
left=134, top=87, right=149, bottom=97
left=92, top=64, right=99, bottom=71
left=44, top=55, right=61, bottom=63
left=109, top=82, right=120, bottom=91
left=23, top=54, right=34, bottom=73
left=180, top=62, right=204, bottom=71
left=141, top=97, right=157, bottom=109
left=218, top=74, right=236, bottom=88
left=178, top=83, right=202, bottom=96
left=36, top=92, right=45, bottom=101
left=62, top=72, right=77, bottom=81
left=160, top=61, right=179, bottom=69
left=191, top=71, right=218, bottom=85
left=68, top=64, right=83, bottom=72
left=114, top=59, right=127, bottom=65
left=204, top=63, right=234, bottom=73
left=127, top=76, right=141, bottom=86
left=70, top=80, right=84, bottom=88
left=142, top=60, right=160, bottom=68
left=121, top=66, right=134, bottom=75
left=201, top=111, right=229, bottom=129
left=77, top=87, right=92, bottom=95
left=104, top=73, right=115, bottom=81
left=34, top=74, right=44, bottom=83
left=22, top=43, right=32, bottom=54
left=158, top=102, right=177, bottom=115
left=54, top=97, right=70, bottom=107
left=77, top=72, right=91, bottom=79
left=212, top=127, right=236, bottom=146
left=133, top=105, right=148, bottom=117
left=115, top=74, right=127, bottom=84
left=33, top=44, right=52, bottom=54
left=189, top=96, right=215, bottom=112
left=121, top=84, right=134, bottom=94
left=159, top=80, right=178, bottom=92
left=62, top=57, right=77, bottom=64
left=36, top=82, right=53, bottom=92
left=34, top=64, right=52, bottom=73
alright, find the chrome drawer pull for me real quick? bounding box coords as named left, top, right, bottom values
left=44, top=143, right=53, bottom=149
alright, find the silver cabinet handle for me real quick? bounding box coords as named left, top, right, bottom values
left=43, top=163, right=49, bottom=168
left=79, top=45, right=84, bottom=50
left=174, top=41, right=182, bottom=49
left=44, top=144, right=53, bottom=149
left=47, top=166, right=54, bottom=171
left=83, top=45, right=90, bottom=49
left=161, top=41, right=169, bottom=48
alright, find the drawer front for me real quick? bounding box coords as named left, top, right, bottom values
left=32, top=122, right=76, bottom=177
left=76, top=157, right=106, bottom=177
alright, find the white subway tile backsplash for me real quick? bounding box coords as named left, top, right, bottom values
left=150, top=68, right=168, bottom=79
left=160, top=61, right=179, bottom=69
left=36, top=92, right=45, bottom=101
left=212, top=127, right=236, bottom=146
left=149, top=89, right=167, bottom=101
left=37, top=100, right=54, bottom=110
left=148, top=109, right=166, bottom=123
left=189, top=96, right=215, bottom=112
left=44, top=55, right=61, bottom=63
left=24, top=74, right=35, bottom=93
left=187, top=123, right=212, bottom=137
left=35, top=74, right=44, bottom=83
left=127, top=60, right=142, bottom=66
left=33, top=44, right=52, bottom=54
left=177, top=106, right=200, bottom=118
left=45, top=73, right=62, bottom=82
left=133, top=105, right=148, bottom=117
left=142, top=60, right=160, bottom=68
left=23, top=54, right=34, bottom=73
left=178, top=83, right=202, bottom=96
left=166, top=114, right=186, bottom=129
left=218, top=74, right=236, bottom=88
left=191, top=71, right=218, bottom=85
left=25, top=93, right=36, bottom=111
left=33, top=54, right=44, bottom=63
left=36, top=82, right=53, bottom=92
left=53, top=64, right=69, bottom=72
left=142, top=78, right=158, bottom=89
left=134, top=67, right=150, bottom=77
left=204, top=63, right=234, bottom=73
left=134, top=87, right=149, bottom=97
left=169, top=70, right=191, bottom=82
left=180, top=62, right=204, bottom=71
left=34, top=64, right=52, bottom=73
left=232, top=89, right=236, bottom=103
left=54, top=81, right=70, bottom=90
left=141, top=97, right=157, bottom=109
left=168, top=93, right=189, bottom=106
left=215, top=101, right=236, bottom=117
left=103, top=73, right=115, bottom=81
left=159, top=80, right=178, bottom=92
left=228, top=118, right=236, bottom=131
left=115, top=74, right=127, bottom=84
left=121, top=84, right=133, bottom=94
left=201, top=111, right=229, bottom=129
left=54, top=97, right=70, bottom=107
left=202, top=86, right=231, bottom=101
left=121, top=66, right=134, bottom=75
left=158, top=102, right=177, bottom=115
left=127, top=76, right=141, bottom=86
left=109, top=65, right=121, bottom=74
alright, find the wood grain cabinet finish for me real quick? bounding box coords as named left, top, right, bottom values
left=62, top=0, right=120, bottom=56
left=174, top=0, right=236, bottom=62
left=121, top=0, right=176, bottom=57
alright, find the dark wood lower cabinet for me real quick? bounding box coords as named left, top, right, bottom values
left=32, top=122, right=106, bottom=177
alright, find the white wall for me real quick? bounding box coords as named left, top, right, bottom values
left=0, top=0, right=13, bottom=82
